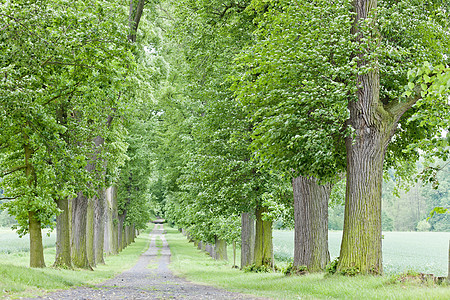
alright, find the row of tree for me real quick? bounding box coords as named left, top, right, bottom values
left=152, top=0, right=450, bottom=275
left=0, top=0, right=156, bottom=268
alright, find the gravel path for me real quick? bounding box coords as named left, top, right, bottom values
left=29, top=223, right=265, bottom=299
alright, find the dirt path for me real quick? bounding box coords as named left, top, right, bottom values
left=30, top=223, right=264, bottom=299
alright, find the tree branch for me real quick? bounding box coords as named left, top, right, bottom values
left=385, top=84, right=422, bottom=119
left=2, top=165, right=26, bottom=177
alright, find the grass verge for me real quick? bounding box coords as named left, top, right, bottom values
left=166, top=226, right=450, bottom=300
left=0, top=226, right=152, bottom=299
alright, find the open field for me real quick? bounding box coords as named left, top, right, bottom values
left=273, top=230, right=450, bottom=276
left=168, top=226, right=450, bottom=300
left=0, top=227, right=56, bottom=254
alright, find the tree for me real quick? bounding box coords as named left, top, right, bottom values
left=338, top=0, right=449, bottom=274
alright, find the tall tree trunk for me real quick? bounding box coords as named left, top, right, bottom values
left=293, top=176, right=331, bottom=272
left=71, top=192, right=91, bottom=269
left=254, top=207, right=273, bottom=267
left=111, top=186, right=119, bottom=254
left=94, top=192, right=105, bottom=264
left=54, top=197, right=72, bottom=268
left=103, top=188, right=113, bottom=255
left=24, top=144, right=45, bottom=268
left=118, top=212, right=125, bottom=252
left=29, top=211, right=45, bottom=268
left=241, top=212, right=255, bottom=268
left=214, top=236, right=227, bottom=261
left=86, top=196, right=95, bottom=267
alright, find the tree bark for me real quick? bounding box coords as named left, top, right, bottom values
left=86, top=196, right=95, bottom=267
left=240, top=212, right=255, bottom=268
left=54, top=197, right=72, bottom=268
left=103, top=187, right=113, bottom=255
left=94, top=192, right=105, bottom=264
left=214, top=236, right=227, bottom=261
left=29, top=211, right=46, bottom=268
left=71, top=192, right=91, bottom=269
left=293, top=176, right=331, bottom=272
left=118, top=212, right=125, bottom=252
left=128, top=0, right=145, bottom=42
left=254, top=207, right=273, bottom=267
left=111, top=186, right=119, bottom=254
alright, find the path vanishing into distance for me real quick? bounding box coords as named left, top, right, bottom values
left=27, top=221, right=264, bottom=300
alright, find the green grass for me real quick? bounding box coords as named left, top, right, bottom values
left=0, top=226, right=152, bottom=299
left=273, top=230, right=450, bottom=276
left=167, top=226, right=450, bottom=300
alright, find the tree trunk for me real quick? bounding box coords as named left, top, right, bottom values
left=293, top=176, right=331, bottom=272
left=29, top=211, right=46, bottom=268
left=338, top=123, right=388, bottom=274
left=233, top=241, right=237, bottom=267
left=103, top=188, right=113, bottom=255
left=241, top=212, right=255, bottom=268
left=86, top=196, right=95, bottom=267
left=254, top=207, right=273, bottom=267
left=71, top=192, right=91, bottom=269
left=24, top=143, right=45, bottom=268
left=118, top=212, right=125, bottom=252
left=214, top=236, right=227, bottom=261
left=111, top=186, right=119, bottom=254
left=54, top=197, right=72, bottom=268
left=94, top=192, right=105, bottom=264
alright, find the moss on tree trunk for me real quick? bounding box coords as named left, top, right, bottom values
left=94, top=192, right=105, bottom=264
left=29, top=211, right=46, bottom=268
left=54, top=197, right=72, bottom=268
left=86, top=196, right=95, bottom=267
left=254, top=207, right=273, bottom=267
left=71, top=192, right=91, bottom=269
left=214, top=236, right=227, bottom=261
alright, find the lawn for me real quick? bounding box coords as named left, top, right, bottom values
left=273, top=230, right=450, bottom=276
left=167, top=226, right=450, bottom=300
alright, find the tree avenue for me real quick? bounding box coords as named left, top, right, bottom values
left=1, top=0, right=449, bottom=283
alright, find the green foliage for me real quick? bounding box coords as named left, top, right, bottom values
left=283, top=262, right=307, bottom=276
left=243, top=263, right=273, bottom=273
left=0, top=0, right=134, bottom=235
left=326, top=257, right=339, bottom=275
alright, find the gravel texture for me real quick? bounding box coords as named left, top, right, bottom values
left=27, top=223, right=265, bottom=299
